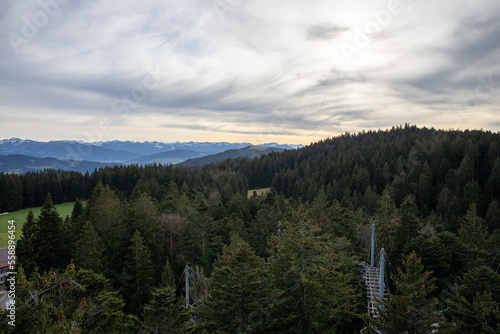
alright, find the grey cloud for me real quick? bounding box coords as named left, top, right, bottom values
left=452, top=15, right=500, bottom=64
left=1, top=0, right=499, bottom=142
left=400, top=10, right=500, bottom=97
left=317, top=71, right=367, bottom=87
left=161, top=122, right=302, bottom=136
left=306, top=24, right=348, bottom=41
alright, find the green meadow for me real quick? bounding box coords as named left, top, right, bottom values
left=0, top=201, right=84, bottom=249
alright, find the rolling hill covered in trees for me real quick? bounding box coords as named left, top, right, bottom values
left=1, top=125, right=499, bottom=333
left=179, top=146, right=285, bottom=167
left=0, top=139, right=299, bottom=173
left=0, top=154, right=118, bottom=174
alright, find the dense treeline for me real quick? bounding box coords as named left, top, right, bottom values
left=4, top=187, right=500, bottom=332
left=0, top=164, right=248, bottom=212
left=1, top=125, right=500, bottom=333
left=216, top=125, right=500, bottom=225
left=2, top=125, right=499, bottom=226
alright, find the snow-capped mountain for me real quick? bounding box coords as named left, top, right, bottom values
left=0, top=138, right=137, bottom=163
left=96, top=140, right=253, bottom=156
left=0, top=138, right=303, bottom=172
left=0, top=138, right=302, bottom=164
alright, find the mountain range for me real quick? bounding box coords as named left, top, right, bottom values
left=0, top=138, right=302, bottom=173
left=0, top=154, right=118, bottom=174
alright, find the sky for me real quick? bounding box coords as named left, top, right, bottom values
left=0, top=0, right=499, bottom=144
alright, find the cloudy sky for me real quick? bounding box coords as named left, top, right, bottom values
left=1, top=0, right=499, bottom=144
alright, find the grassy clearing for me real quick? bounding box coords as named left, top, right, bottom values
left=247, top=187, right=271, bottom=198
left=0, top=201, right=85, bottom=249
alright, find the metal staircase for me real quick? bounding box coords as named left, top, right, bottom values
left=362, top=224, right=387, bottom=319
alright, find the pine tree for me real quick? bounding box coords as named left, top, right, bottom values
left=375, top=251, right=440, bottom=333
left=128, top=192, right=160, bottom=241
left=16, top=210, right=38, bottom=276
left=445, top=266, right=500, bottom=333
left=10, top=265, right=136, bottom=333
left=376, top=189, right=397, bottom=255
left=244, top=205, right=279, bottom=258
left=267, top=208, right=362, bottom=333
left=128, top=192, right=163, bottom=280
left=486, top=157, right=500, bottom=200
left=458, top=203, right=488, bottom=263
left=85, top=184, right=127, bottom=272
left=417, top=173, right=432, bottom=211
left=485, top=200, right=500, bottom=231
left=181, top=206, right=223, bottom=273
left=71, top=198, right=85, bottom=223
left=198, top=233, right=274, bottom=333
left=394, top=200, right=420, bottom=259
left=74, top=221, right=106, bottom=274
left=16, top=194, right=68, bottom=275
left=69, top=198, right=86, bottom=241
left=140, top=286, right=190, bottom=334
left=403, top=231, right=468, bottom=294
left=35, top=194, right=68, bottom=272
left=160, top=259, right=175, bottom=289
left=159, top=213, right=184, bottom=267
left=124, top=230, right=155, bottom=313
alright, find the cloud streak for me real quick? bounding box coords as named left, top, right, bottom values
left=0, top=0, right=499, bottom=144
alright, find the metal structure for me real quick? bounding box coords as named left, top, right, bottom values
left=185, top=265, right=190, bottom=308
left=370, top=224, right=375, bottom=267
left=361, top=225, right=387, bottom=319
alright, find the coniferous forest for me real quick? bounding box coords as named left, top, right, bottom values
left=1, top=125, right=500, bottom=333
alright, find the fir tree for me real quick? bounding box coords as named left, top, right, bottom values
left=160, top=259, right=175, bottom=289
left=128, top=192, right=163, bottom=280
left=140, top=286, right=190, bottom=334
left=17, top=194, right=68, bottom=275
left=375, top=251, right=440, bottom=333
left=124, top=230, right=155, bottom=313
left=181, top=205, right=223, bottom=273
left=68, top=198, right=86, bottom=243
left=35, top=194, right=67, bottom=272
left=267, top=208, right=362, bottom=333
left=8, top=265, right=136, bottom=333
left=198, top=233, right=274, bottom=333
left=85, top=184, right=127, bottom=272
left=394, top=200, right=420, bottom=257
left=15, top=210, right=38, bottom=276
left=74, top=221, right=106, bottom=274
left=71, top=198, right=85, bottom=223
left=458, top=203, right=488, bottom=263
left=485, top=200, right=500, bottom=231
left=445, top=266, right=500, bottom=333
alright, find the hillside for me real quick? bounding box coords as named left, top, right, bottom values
left=179, top=146, right=285, bottom=167
left=0, top=138, right=301, bottom=164
left=3, top=126, right=500, bottom=333
left=214, top=125, right=500, bottom=223
left=2, top=126, right=499, bottom=223
left=126, top=149, right=206, bottom=165
left=0, top=154, right=116, bottom=174
left=0, top=138, right=138, bottom=163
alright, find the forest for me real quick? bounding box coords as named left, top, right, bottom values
left=1, top=125, right=500, bottom=333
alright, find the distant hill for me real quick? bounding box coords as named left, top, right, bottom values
left=0, top=154, right=116, bottom=174
left=179, top=146, right=285, bottom=167
left=212, top=126, right=500, bottom=221
left=0, top=138, right=302, bottom=164
left=257, top=143, right=304, bottom=150
left=127, top=149, right=206, bottom=165
left=0, top=138, right=138, bottom=163
left=98, top=140, right=254, bottom=156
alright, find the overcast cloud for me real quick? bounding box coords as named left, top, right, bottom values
left=0, top=0, right=499, bottom=144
